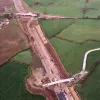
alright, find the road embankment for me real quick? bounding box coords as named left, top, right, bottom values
left=25, top=78, right=58, bottom=100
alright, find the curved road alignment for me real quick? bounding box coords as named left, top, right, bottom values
left=82, top=48, right=100, bottom=72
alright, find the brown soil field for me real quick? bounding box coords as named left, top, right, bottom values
left=0, top=0, right=12, bottom=7
left=0, top=0, right=16, bottom=14
left=0, top=19, right=29, bottom=65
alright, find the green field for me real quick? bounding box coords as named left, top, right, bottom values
left=1, top=0, right=100, bottom=100
left=24, top=0, right=100, bottom=18
left=77, top=63, right=100, bottom=100
left=40, top=18, right=100, bottom=99
left=40, top=19, right=75, bottom=38
left=0, top=62, right=45, bottom=100
left=50, top=37, right=100, bottom=73
left=57, top=19, right=100, bottom=43
left=10, top=49, right=32, bottom=65
left=4, top=18, right=100, bottom=100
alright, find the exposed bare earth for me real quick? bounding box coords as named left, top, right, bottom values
left=0, top=19, right=29, bottom=65
left=0, top=0, right=79, bottom=99
left=18, top=18, right=77, bottom=100
left=0, top=0, right=16, bottom=14
left=0, top=0, right=12, bottom=8
left=26, top=77, right=58, bottom=100
left=14, top=0, right=78, bottom=99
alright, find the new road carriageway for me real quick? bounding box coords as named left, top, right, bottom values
left=12, top=0, right=84, bottom=100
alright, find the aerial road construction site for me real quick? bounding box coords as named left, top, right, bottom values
left=0, top=0, right=91, bottom=100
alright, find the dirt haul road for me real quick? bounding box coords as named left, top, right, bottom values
left=12, top=0, right=79, bottom=100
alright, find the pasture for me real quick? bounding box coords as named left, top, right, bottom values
left=40, top=18, right=100, bottom=100
left=40, top=19, right=75, bottom=38
left=24, top=0, right=100, bottom=18
left=0, top=62, right=45, bottom=100
left=10, top=50, right=32, bottom=65
left=1, top=0, right=100, bottom=100
left=57, top=19, right=100, bottom=43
